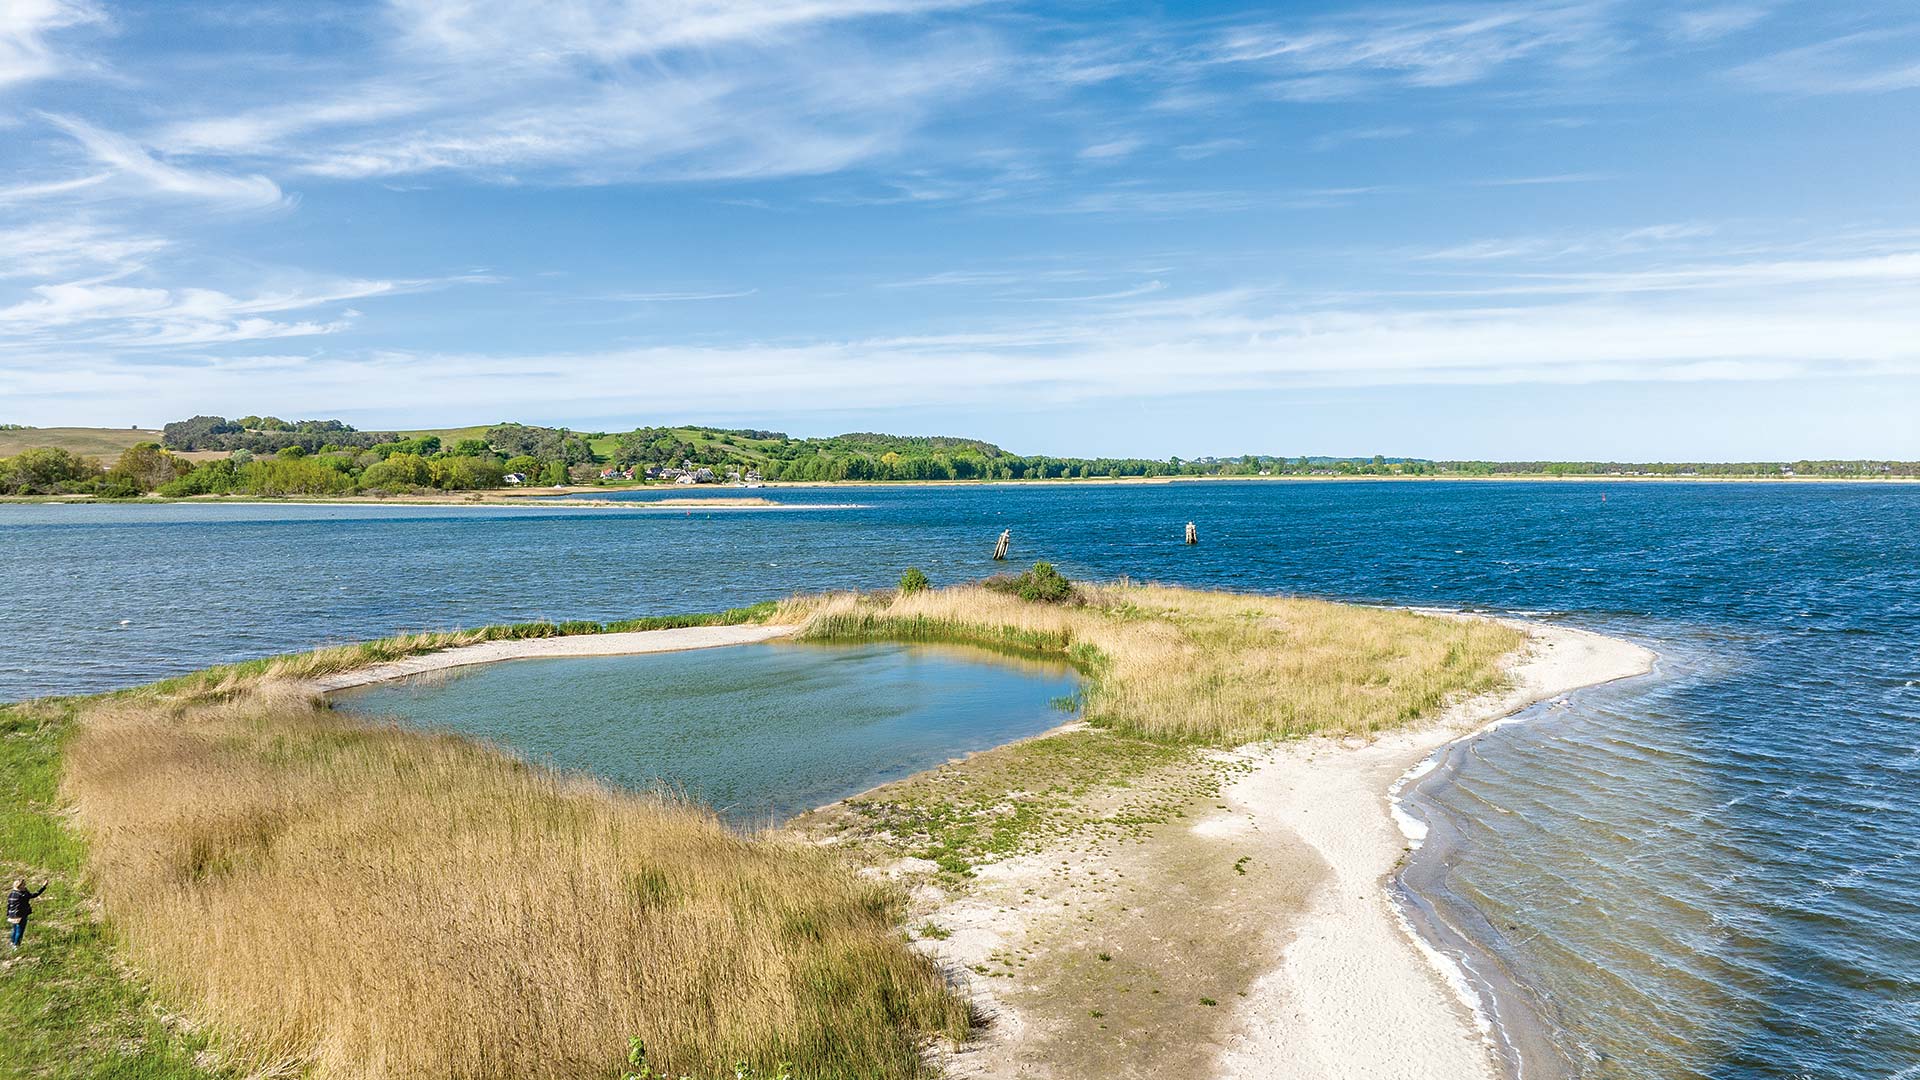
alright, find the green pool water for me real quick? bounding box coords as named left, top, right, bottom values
left=332, top=641, right=1079, bottom=826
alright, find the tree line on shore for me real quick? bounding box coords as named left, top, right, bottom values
left=1, top=415, right=1915, bottom=497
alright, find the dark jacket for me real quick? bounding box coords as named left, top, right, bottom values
left=5, top=885, right=44, bottom=921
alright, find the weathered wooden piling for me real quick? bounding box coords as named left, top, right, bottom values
left=993, top=529, right=1011, bottom=560
left=1185, top=521, right=1198, bottom=545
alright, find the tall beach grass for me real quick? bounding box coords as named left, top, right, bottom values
left=52, top=581, right=1521, bottom=1078
left=778, top=582, right=1523, bottom=743
left=61, top=673, right=963, bottom=1080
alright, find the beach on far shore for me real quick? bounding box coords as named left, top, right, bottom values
left=4, top=473, right=1913, bottom=510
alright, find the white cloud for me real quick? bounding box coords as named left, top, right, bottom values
left=0, top=220, right=167, bottom=278
left=0, top=172, right=110, bottom=203
left=1207, top=2, right=1621, bottom=95
left=0, top=278, right=396, bottom=346
left=1472, top=171, right=1611, bottom=186
left=1733, top=29, right=1920, bottom=95
left=389, top=0, right=979, bottom=63
left=147, top=0, right=1003, bottom=186
left=1666, top=6, right=1769, bottom=44
left=1078, top=136, right=1145, bottom=161
left=1415, top=222, right=1717, bottom=261
left=602, top=289, right=758, bottom=302
left=13, top=246, right=1919, bottom=421
left=1310, top=124, right=1416, bottom=150
left=46, top=115, right=287, bottom=209
left=1055, top=188, right=1260, bottom=215
left=0, top=0, right=99, bottom=88
left=1172, top=138, right=1248, bottom=159
left=1406, top=251, right=1920, bottom=296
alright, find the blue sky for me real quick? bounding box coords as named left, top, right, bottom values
left=1, top=0, right=1917, bottom=459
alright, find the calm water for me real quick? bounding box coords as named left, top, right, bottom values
left=2, top=481, right=1916, bottom=1079
left=332, top=642, right=1078, bottom=827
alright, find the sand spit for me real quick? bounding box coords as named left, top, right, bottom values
left=305, top=611, right=1650, bottom=1079
left=849, top=621, right=1652, bottom=1080
left=1212, top=623, right=1655, bottom=1079
left=307, top=624, right=796, bottom=693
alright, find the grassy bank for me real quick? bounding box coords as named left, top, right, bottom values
left=24, top=582, right=1523, bottom=1080
left=0, top=699, right=219, bottom=1079
left=16, top=601, right=968, bottom=1080
left=780, top=582, right=1522, bottom=743
left=59, top=677, right=963, bottom=1080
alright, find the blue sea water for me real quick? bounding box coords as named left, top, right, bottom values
left=1, top=481, right=1915, bottom=1079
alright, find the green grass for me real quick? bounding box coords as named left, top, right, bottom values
left=0, top=701, right=218, bottom=1080
left=0, top=600, right=777, bottom=1080
left=827, top=728, right=1223, bottom=878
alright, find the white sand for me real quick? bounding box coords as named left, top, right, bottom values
left=306, top=623, right=796, bottom=692
left=308, top=612, right=1652, bottom=1079
left=1213, top=622, right=1656, bottom=1079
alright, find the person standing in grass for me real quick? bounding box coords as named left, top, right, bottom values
left=7, top=879, right=46, bottom=949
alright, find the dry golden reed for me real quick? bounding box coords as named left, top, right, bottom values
left=779, top=582, right=1524, bottom=743
left=60, top=583, right=1519, bottom=1079
left=63, top=681, right=964, bottom=1080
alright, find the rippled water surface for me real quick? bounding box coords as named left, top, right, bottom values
left=2, top=481, right=1916, bottom=1078
left=333, top=642, right=1078, bottom=827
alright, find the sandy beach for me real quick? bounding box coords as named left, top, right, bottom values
left=305, top=623, right=796, bottom=692
left=819, top=620, right=1654, bottom=1079
left=306, top=612, right=1652, bottom=1079
left=1213, top=623, right=1655, bottom=1079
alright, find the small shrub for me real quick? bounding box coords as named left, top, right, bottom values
left=621, top=1038, right=796, bottom=1080
left=898, top=567, right=930, bottom=595
left=984, top=561, right=1075, bottom=604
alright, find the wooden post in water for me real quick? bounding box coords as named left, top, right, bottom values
left=1185, top=521, right=1198, bottom=545
left=993, top=529, right=1011, bottom=560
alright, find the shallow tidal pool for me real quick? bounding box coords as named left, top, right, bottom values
left=333, top=641, right=1079, bottom=826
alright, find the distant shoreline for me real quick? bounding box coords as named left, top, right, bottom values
left=2, top=472, right=1912, bottom=507
left=742, top=473, right=1920, bottom=489
left=0, top=493, right=865, bottom=509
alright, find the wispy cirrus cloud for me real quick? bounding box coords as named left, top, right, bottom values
left=1402, top=250, right=1920, bottom=297
left=1202, top=1, right=1623, bottom=95
left=1414, top=222, right=1716, bottom=262
left=1664, top=5, right=1770, bottom=44
left=1732, top=27, right=1920, bottom=94
left=0, top=277, right=408, bottom=348
left=390, top=0, right=980, bottom=61
left=0, top=0, right=100, bottom=88
left=0, top=219, right=167, bottom=279
left=15, top=240, right=1918, bottom=422
left=601, top=289, right=759, bottom=302
left=1472, top=171, right=1612, bottom=186
left=145, top=0, right=1002, bottom=186
left=45, top=114, right=287, bottom=209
